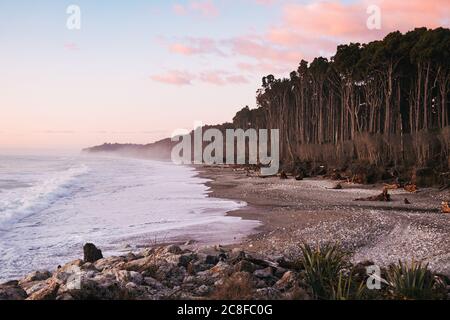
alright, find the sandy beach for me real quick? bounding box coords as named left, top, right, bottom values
left=197, top=165, right=450, bottom=276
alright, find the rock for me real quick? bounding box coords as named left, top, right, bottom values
left=165, top=245, right=183, bottom=255
left=210, top=261, right=232, bottom=276
left=0, top=281, right=28, bottom=300
left=27, top=279, right=60, bottom=300
left=274, top=267, right=288, bottom=278
left=184, top=240, right=197, bottom=246
left=141, top=248, right=155, bottom=257
left=284, top=286, right=310, bottom=300
left=195, top=285, right=211, bottom=297
left=229, top=250, right=246, bottom=263
left=21, top=281, right=49, bottom=296
left=234, top=260, right=258, bottom=273
left=177, top=253, right=196, bottom=268
left=205, top=255, right=220, bottom=265
left=58, top=259, right=83, bottom=273
left=53, top=262, right=83, bottom=283
left=113, top=270, right=143, bottom=285
left=64, top=274, right=126, bottom=300
left=274, top=271, right=297, bottom=291
left=144, top=277, right=164, bottom=290
left=19, top=270, right=52, bottom=285
left=56, top=293, right=75, bottom=300
left=254, top=267, right=273, bottom=279
left=254, top=287, right=282, bottom=300
left=83, top=243, right=103, bottom=263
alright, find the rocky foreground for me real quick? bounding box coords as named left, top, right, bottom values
left=2, top=242, right=450, bottom=300
left=0, top=243, right=313, bottom=300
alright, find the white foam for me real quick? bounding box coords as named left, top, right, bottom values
left=0, top=165, right=89, bottom=229
left=0, top=155, right=259, bottom=282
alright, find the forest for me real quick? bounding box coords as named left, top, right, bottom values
left=232, top=28, right=450, bottom=185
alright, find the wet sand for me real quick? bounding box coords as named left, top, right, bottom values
left=196, top=165, right=450, bottom=276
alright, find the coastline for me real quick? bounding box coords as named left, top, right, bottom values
left=1, top=162, right=449, bottom=300
left=196, top=165, right=450, bottom=276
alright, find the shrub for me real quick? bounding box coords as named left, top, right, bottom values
left=299, top=243, right=351, bottom=299
left=331, top=271, right=366, bottom=300
left=211, top=272, right=254, bottom=300
left=387, top=260, right=446, bottom=300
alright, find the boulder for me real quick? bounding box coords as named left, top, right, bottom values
left=274, top=271, right=297, bottom=291
left=234, top=260, right=258, bottom=273
left=19, top=270, right=52, bottom=285
left=254, top=267, right=274, bottom=279
left=83, top=243, right=103, bottom=263
left=254, top=287, right=282, bottom=300
left=26, top=279, right=60, bottom=300
left=0, top=281, right=28, bottom=300
left=178, top=253, right=196, bottom=268
left=21, top=281, right=49, bottom=296
left=205, top=255, right=220, bottom=265
left=165, top=245, right=183, bottom=255
left=195, top=285, right=211, bottom=297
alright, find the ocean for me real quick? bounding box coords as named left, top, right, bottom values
left=0, top=154, right=258, bottom=282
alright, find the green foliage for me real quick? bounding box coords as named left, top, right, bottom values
left=331, top=271, right=366, bottom=300
left=299, top=243, right=366, bottom=300
left=387, top=260, right=446, bottom=300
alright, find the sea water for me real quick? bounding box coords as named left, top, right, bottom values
left=0, top=154, right=258, bottom=282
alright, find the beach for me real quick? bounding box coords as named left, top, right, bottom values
left=197, top=165, right=450, bottom=276
left=2, top=161, right=450, bottom=300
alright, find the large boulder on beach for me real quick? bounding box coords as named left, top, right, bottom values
left=83, top=243, right=103, bottom=263
left=19, top=270, right=52, bottom=285
left=26, top=278, right=60, bottom=300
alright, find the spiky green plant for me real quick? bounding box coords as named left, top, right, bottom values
left=331, top=271, right=366, bottom=300
left=387, top=260, right=445, bottom=300
left=299, top=243, right=350, bottom=299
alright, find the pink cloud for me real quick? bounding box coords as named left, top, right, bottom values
left=278, top=0, right=449, bottom=43
left=151, top=70, right=248, bottom=86
left=168, top=38, right=223, bottom=56
left=163, top=0, right=449, bottom=85
left=172, top=4, right=186, bottom=15
left=190, top=1, right=219, bottom=17
left=225, top=75, right=249, bottom=84
left=199, top=71, right=249, bottom=85
left=173, top=1, right=219, bottom=18
left=228, top=36, right=302, bottom=64
left=151, top=70, right=194, bottom=86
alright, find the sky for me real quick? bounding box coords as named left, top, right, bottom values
left=0, top=0, right=448, bottom=152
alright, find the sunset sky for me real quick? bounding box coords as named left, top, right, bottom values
left=0, top=0, right=448, bottom=152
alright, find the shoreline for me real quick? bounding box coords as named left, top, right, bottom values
left=1, top=162, right=449, bottom=300
left=195, top=165, right=450, bottom=276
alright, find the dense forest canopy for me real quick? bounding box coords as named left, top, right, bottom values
left=233, top=28, right=450, bottom=173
